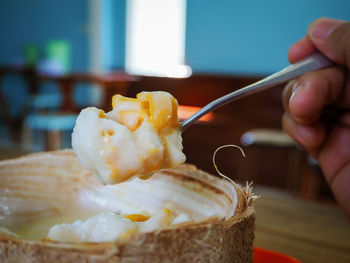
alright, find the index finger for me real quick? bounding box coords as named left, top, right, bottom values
left=288, top=36, right=316, bottom=63
left=287, top=66, right=344, bottom=125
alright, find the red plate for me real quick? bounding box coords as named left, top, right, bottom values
left=254, top=247, right=301, bottom=263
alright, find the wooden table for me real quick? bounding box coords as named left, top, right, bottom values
left=254, top=187, right=350, bottom=263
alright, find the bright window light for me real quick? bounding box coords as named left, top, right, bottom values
left=126, top=0, right=191, bottom=78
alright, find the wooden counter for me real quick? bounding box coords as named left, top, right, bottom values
left=254, top=187, right=350, bottom=263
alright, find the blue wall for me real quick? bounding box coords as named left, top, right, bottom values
left=0, top=0, right=128, bottom=117
left=186, top=0, right=350, bottom=75
left=0, top=0, right=91, bottom=116
left=102, top=0, right=126, bottom=70
left=1, top=0, right=349, bottom=117
left=1, top=0, right=349, bottom=75
left=0, top=0, right=89, bottom=71
left=0, top=0, right=126, bottom=71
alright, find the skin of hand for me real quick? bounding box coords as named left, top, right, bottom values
left=282, top=18, right=350, bottom=218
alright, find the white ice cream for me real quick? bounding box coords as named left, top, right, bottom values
left=72, top=91, right=186, bottom=184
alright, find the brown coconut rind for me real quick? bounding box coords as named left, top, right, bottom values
left=0, top=150, right=255, bottom=263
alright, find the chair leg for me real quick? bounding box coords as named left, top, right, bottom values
left=286, top=149, right=302, bottom=193
left=47, top=130, right=61, bottom=151
left=299, top=163, right=322, bottom=200
left=22, top=124, right=33, bottom=150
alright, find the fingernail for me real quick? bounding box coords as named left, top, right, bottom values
left=289, top=81, right=304, bottom=105
left=309, top=18, right=345, bottom=39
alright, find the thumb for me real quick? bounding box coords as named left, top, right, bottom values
left=308, top=17, right=350, bottom=67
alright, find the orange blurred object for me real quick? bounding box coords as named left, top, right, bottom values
left=254, top=247, right=301, bottom=263
left=177, top=105, right=213, bottom=122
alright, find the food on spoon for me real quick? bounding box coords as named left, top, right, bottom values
left=72, top=91, right=186, bottom=184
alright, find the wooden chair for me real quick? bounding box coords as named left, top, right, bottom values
left=22, top=72, right=137, bottom=150
left=241, top=129, right=302, bottom=193
left=0, top=66, right=37, bottom=143
left=240, top=128, right=325, bottom=200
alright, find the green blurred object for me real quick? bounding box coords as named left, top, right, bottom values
left=46, top=40, right=71, bottom=73
left=24, top=44, right=40, bottom=66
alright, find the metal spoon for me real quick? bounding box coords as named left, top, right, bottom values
left=181, top=52, right=333, bottom=131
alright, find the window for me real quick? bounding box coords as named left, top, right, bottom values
left=125, top=0, right=191, bottom=78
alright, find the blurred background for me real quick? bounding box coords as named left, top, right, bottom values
left=1, top=0, right=349, bottom=202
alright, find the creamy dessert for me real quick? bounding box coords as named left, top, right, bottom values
left=72, top=91, right=186, bottom=184
left=0, top=151, right=255, bottom=263
left=45, top=91, right=187, bottom=243
left=44, top=91, right=189, bottom=243
left=46, top=209, right=187, bottom=243
left=0, top=90, right=256, bottom=262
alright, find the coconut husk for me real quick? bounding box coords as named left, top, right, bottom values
left=0, top=150, right=255, bottom=263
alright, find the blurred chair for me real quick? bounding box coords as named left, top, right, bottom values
left=22, top=74, right=84, bottom=151
left=241, top=129, right=302, bottom=193
left=25, top=91, right=62, bottom=110
left=0, top=66, right=38, bottom=144
left=22, top=72, right=137, bottom=151
left=22, top=103, right=77, bottom=151
left=0, top=88, right=14, bottom=143
left=22, top=113, right=77, bottom=151
left=240, top=128, right=325, bottom=200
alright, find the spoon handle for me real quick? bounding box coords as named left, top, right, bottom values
left=181, top=52, right=333, bottom=131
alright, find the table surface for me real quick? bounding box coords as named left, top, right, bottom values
left=254, top=187, right=350, bottom=263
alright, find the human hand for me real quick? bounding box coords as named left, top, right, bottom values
left=282, top=18, right=350, bottom=218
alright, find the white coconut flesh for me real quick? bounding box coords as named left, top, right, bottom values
left=0, top=151, right=238, bottom=243
left=71, top=91, right=186, bottom=185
